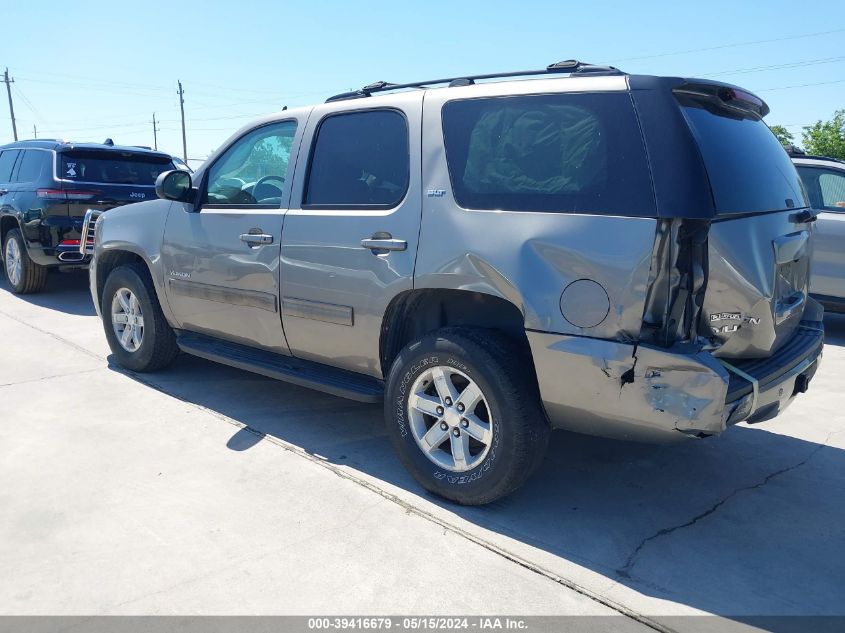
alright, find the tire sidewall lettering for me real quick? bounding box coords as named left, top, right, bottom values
left=394, top=352, right=501, bottom=487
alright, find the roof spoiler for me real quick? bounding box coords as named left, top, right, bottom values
left=673, top=80, right=770, bottom=118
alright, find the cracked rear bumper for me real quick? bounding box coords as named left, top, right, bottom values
left=527, top=320, right=824, bottom=443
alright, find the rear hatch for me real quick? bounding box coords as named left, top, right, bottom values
left=56, top=148, right=174, bottom=218
left=676, top=84, right=812, bottom=359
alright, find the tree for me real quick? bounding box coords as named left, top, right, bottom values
left=802, top=110, right=845, bottom=160
left=769, top=125, right=795, bottom=147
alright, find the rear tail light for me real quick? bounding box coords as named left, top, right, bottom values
left=37, top=189, right=98, bottom=200
left=59, top=239, right=81, bottom=246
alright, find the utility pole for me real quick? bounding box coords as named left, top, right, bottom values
left=33, top=124, right=37, bottom=139
left=151, top=112, right=160, bottom=150
left=177, top=81, right=187, bottom=162
left=4, top=68, right=18, bottom=141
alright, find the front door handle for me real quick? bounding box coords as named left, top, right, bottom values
left=240, top=232, right=274, bottom=245
left=361, top=236, right=407, bottom=252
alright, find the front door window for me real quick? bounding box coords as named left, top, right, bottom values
left=205, top=121, right=297, bottom=206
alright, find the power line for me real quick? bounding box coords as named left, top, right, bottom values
left=705, top=55, right=845, bottom=77
left=12, top=84, right=54, bottom=135
left=754, top=78, right=845, bottom=92
left=618, top=27, right=845, bottom=62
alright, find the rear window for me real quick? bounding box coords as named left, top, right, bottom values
left=59, top=151, right=174, bottom=185
left=441, top=93, right=656, bottom=216
left=678, top=96, right=807, bottom=214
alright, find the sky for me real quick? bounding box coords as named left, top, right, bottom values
left=2, top=0, right=844, bottom=167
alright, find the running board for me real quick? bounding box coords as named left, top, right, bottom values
left=176, top=332, right=384, bottom=403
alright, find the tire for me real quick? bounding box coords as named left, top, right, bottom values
left=3, top=229, right=47, bottom=294
left=385, top=327, right=550, bottom=505
left=102, top=263, right=179, bottom=372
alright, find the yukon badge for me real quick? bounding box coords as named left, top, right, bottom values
left=169, top=270, right=191, bottom=279
left=710, top=312, right=761, bottom=334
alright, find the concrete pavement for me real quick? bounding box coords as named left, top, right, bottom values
left=1, top=270, right=844, bottom=629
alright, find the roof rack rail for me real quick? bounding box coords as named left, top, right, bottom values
left=326, top=59, right=624, bottom=103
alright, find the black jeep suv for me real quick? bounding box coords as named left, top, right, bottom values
left=0, top=139, right=177, bottom=293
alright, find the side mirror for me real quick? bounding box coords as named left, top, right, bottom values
left=155, top=170, right=194, bottom=202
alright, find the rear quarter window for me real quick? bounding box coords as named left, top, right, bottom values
left=15, top=150, right=48, bottom=183
left=441, top=92, right=656, bottom=216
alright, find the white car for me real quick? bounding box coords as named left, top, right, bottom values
left=791, top=150, right=845, bottom=313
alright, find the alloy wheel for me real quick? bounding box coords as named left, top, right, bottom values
left=407, top=366, right=493, bottom=472
left=111, top=288, right=145, bottom=352
left=4, top=238, right=22, bottom=287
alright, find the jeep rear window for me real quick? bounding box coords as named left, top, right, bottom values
left=59, top=152, right=174, bottom=185
left=677, top=95, right=807, bottom=214
left=441, top=93, right=656, bottom=216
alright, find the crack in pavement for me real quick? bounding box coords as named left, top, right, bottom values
left=0, top=367, right=101, bottom=388
left=616, top=430, right=839, bottom=580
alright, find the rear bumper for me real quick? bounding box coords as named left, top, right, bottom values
left=27, top=243, right=90, bottom=267
left=721, top=323, right=823, bottom=426
left=527, top=318, right=824, bottom=443
left=21, top=213, right=88, bottom=266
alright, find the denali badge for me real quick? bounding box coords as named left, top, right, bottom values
left=710, top=312, right=761, bottom=334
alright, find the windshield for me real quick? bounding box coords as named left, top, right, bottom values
left=678, top=95, right=807, bottom=214
left=59, top=152, right=174, bottom=185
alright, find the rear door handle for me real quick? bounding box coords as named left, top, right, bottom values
left=240, top=233, right=274, bottom=245
left=361, top=237, right=407, bottom=252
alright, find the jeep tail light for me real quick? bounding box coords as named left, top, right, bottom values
left=59, top=239, right=81, bottom=246
left=37, top=189, right=98, bottom=200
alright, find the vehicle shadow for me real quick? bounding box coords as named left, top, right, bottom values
left=110, top=318, right=845, bottom=619
left=0, top=268, right=96, bottom=316
left=824, top=312, right=845, bottom=346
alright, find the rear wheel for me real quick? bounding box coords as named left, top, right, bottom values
left=102, top=264, right=179, bottom=372
left=3, top=229, right=47, bottom=294
left=384, top=327, right=549, bottom=505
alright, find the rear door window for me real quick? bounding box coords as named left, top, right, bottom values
left=678, top=96, right=807, bottom=214
left=59, top=152, right=174, bottom=185
left=0, top=150, right=20, bottom=183
left=304, top=110, right=409, bottom=208
left=441, top=93, right=656, bottom=216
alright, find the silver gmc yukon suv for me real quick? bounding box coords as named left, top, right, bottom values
left=84, top=61, right=824, bottom=504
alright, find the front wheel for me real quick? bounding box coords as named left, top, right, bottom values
left=3, top=229, right=47, bottom=294
left=102, top=264, right=179, bottom=372
left=385, top=327, right=549, bottom=505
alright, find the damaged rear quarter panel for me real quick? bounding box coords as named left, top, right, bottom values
left=527, top=332, right=730, bottom=442
left=416, top=86, right=658, bottom=341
